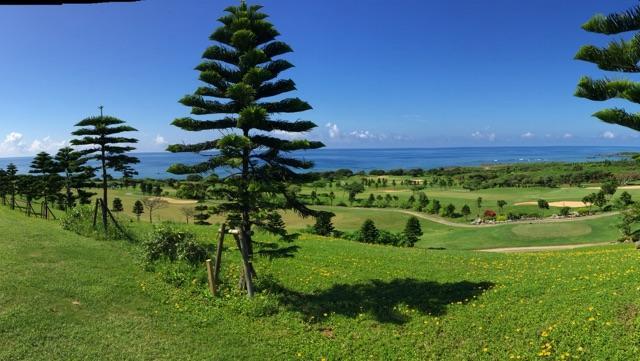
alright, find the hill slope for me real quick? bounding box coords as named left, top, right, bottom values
left=0, top=207, right=639, bottom=360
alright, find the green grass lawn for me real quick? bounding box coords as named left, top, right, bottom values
left=1, top=206, right=640, bottom=360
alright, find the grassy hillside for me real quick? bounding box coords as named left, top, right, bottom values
left=1, top=207, right=640, bottom=360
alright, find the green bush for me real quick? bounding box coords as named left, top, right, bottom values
left=144, top=224, right=208, bottom=265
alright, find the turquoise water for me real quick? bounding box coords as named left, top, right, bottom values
left=0, top=146, right=638, bottom=179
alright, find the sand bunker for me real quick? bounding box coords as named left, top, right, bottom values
left=149, top=197, right=198, bottom=205
left=514, top=201, right=588, bottom=208
left=587, top=185, right=640, bottom=190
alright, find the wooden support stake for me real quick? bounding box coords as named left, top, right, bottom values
left=211, top=224, right=226, bottom=296
left=92, top=199, right=99, bottom=227
left=236, top=229, right=255, bottom=297
left=205, top=259, right=215, bottom=296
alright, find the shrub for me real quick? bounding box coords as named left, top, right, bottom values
left=559, top=207, right=571, bottom=217
left=144, top=224, right=208, bottom=265
left=496, top=215, right=507, bottom=222
left=378, top=230, right=402, bottom=246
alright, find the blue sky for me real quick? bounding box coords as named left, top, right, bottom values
left=0, top=0, right=638, bottom=156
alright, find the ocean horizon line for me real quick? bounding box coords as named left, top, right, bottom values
left=1, top=145, right=640, bottom=160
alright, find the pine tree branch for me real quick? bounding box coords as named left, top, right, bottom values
left=259, top=98, right=312, bottom=113
left=582, top=5, right=640, bottom=35
left=575, top=77, right=640, bottom=104
left=171, top=117, right=236, bottom=131
left=593, top=108, right=640, bottom=132
left=575, top=36, right=640, bottom=73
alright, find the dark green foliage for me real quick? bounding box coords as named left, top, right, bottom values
left=537, top=199, right=550, bottom=210
left=71, top=114, right=139, bottom=228
left=143, top=224, right=207, bottom=265
left=429, top=200, right=441, bottom=215
left=476, top=197, right=483, bottom=209
left=497, top=200, right=507, bottom=213
left=576, top=4, right=640, bottom=134
left=601, top=180, right=618, bottom=197
left=55, top=147, right=96, bottom=208
left=559, top=207, right=572, bottom=217
left=619, top=202, right=640, bottom=241
left=442, top=204, right=456, bottom=218
left=619, top=191, right=634, bottom=206
left=461, top=204, right=471, bottom=219
left=193, top=203, right=211, bottom=226
left=29, top=152, right=63, bottom=215
left=112, top=198, right=124, bottom=212
left=403, top=216, right=422, bottom=247
left=6, top=164, right=17, bottom=209
left=359, top=219, right=379, bottom=244
left=344, top=182, right=365, bottom=205
left=312, top=211, right=335, bottom=237
left=133, top=200, right=144, bottom=221
left=594, top=191, right=608, bottom=209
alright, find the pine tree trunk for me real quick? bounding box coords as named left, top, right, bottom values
left=237, top=230, right=254, bottom=297
left=100, top=144, right=108, bottom=229
left=239, top=129, right=256, bottom=296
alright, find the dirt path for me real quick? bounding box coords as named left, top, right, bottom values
left=478, top=242, right=612, bottom=253
left=336, top=207, right=620, bottom=229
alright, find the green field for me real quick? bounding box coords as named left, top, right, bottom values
left=1, top=206, right=640, bottom=360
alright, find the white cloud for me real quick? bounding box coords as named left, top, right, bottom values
left=154, top=135, right=167, bottom=145
left=0, top=132, right=25, bottom=156
left=326, top=123, right=341, bottom=139
left=28, top=136, right=66, bottom=154
left=350, top=130, right=376, bottom=139
left=0, top=132, right=66, bottom=157
left=521, top=132, right=535, bottom=139
left=602, top=131, right=615, bottom=139
left=471, top=131, right=496, bottom=142
left=563, top=133, right=573, bottom=139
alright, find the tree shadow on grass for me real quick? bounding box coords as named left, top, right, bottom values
left=265, top=278, right=494, bottom=324
left=255, top=241, right=301, bottom=260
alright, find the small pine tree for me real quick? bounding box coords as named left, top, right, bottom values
left=313, top=211, right=335, bottom=237
left=133, top=200, right=144, bottom=221
left=403, top=216, right=422, bottom=247
left=30, top=152, right=63, bottom=218
left=461, top=204, right=471, bottom=220
left=497, top=200, right=507, bottom=214
left=6, top=164, right=17, bottom=210
left=193, top=203, right=211, bottom=226
left=359, top=219, right=379, bottom=244
left=112, top=197, right=124, bottom=212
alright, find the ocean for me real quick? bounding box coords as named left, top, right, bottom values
left=0, top=146, right=638, bottom=179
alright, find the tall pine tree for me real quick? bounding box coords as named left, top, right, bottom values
left=167, top=1, right=323, bottom=296
left=576, top=4, right=640, bottom=131
left=71, top=111, right=139, bottom=229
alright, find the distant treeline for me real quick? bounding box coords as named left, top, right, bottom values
left=307, top=160, right=640, bottom=189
